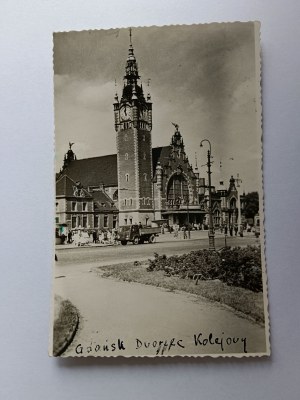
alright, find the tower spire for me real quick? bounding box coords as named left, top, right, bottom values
left=124, top=27, right=139, bottom=83
left=129, top=27, right=132, bottom=46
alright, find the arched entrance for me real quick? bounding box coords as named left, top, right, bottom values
left=166, top=173, right=193, bottom=226
left=167, top=173, right=189, bottom=206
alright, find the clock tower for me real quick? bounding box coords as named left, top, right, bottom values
left=113, top=29, right=153, bottom=226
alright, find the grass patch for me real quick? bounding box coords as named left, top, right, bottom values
left=53, top=295, right=79, bottom=356
left=97, top=263, right=265, bottom=324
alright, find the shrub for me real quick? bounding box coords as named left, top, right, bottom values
left=147, top=246, right=263, bottom=292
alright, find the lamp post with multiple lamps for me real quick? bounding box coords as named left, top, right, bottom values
left=200, top=139, right=215, bottom=251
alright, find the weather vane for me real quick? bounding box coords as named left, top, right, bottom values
left=171, top=122, right=179, bottom=131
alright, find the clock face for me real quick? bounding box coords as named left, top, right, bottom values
left=120, top=105, right=130, bottom=121
left=139, top=108, right=147, bottom=120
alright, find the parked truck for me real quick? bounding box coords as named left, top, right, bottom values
left=117, top=224, right=160, bottom=245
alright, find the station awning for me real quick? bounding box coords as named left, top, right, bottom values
left=162, top=210, right=206, bottom=215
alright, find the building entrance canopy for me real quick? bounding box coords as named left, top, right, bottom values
left=162, top=209, right=206, bottom=215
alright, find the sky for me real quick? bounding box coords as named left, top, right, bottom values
left=54, top=23, right=261, bottom=192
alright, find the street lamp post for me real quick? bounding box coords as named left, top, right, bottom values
left=185, top=195, right=190, bottom=239
left=235, top=173, right=242, bottom=235
left=200, top=139, right=215, bottom=251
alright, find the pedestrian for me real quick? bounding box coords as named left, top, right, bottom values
left=173, top=224, right=178, bottom=238
left=67, top=230, right=72, bottom=244
left=183, top=226, right=187, bottom=239
left=92, top=230, right=97, bottom=243
left=240, top=226, right=244, bottom=237
left=234, top=225, right=238, bottom=236
left=107, top=229, right=112, bottom=243
left=103, top=230, right=108, bottom=243
left=112, top=228, right=118, bottom=245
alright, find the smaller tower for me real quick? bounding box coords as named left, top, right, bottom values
left=62, top=142, right=77, bottom=170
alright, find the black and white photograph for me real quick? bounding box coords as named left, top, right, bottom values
left=51, top=22, right=269, bottom=357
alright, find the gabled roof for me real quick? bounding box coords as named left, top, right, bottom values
left=56, top=174, right=92, bottom=198
left=61, top=154, right=118, bottom=188
left=92, top=190, right=118, bottom=212
left=57, top=146, right=172, bottom=188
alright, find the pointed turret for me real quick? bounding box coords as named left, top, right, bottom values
left=228, top=176, right=237, bottom=193
left=62, top=142, right=76, bottom=170
left=170, top=123, right=184, bottom=150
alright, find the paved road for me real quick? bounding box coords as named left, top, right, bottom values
left=56, top=234, right=259, bottom=267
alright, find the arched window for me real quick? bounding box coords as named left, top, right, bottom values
left=143, top=152, right=146, bottom=160
left=167, top=174, right=189, bottom=206
left=214, top=210, right=220, bottom=226
left=230, top=198, right=236, bottom=209
left=125, top=173, right=129, bottom=182
left=125, top=153, right=129, bottom=160
left=143, top=173, right=147, bottom=181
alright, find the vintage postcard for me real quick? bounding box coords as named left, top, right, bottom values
left=50, top=22, right=270, bottom=357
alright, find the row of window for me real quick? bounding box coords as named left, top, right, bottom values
left=122, top=123, right=148, bottom=132
left=124, top=152, right=147, bottom=160
left=124, top=217, right=149, bottom=226
left=125, top=173, right=148, bottom=182
left=70, top=214, right=118, bottom=229
left=70, top=201, right=112, bottom=212
left=124, top=133, right=146, bottom=141
left=123, top=198, right=152, bottom=206
left=71, top=201, right=88, bottom=212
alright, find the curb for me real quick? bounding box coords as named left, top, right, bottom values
left=52, top=300, right=80, bottom=357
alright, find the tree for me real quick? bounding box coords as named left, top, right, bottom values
left=243, top=192, right=259, bottom=220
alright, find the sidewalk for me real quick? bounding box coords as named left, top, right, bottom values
left=56, top=230, right=255, bottom=250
